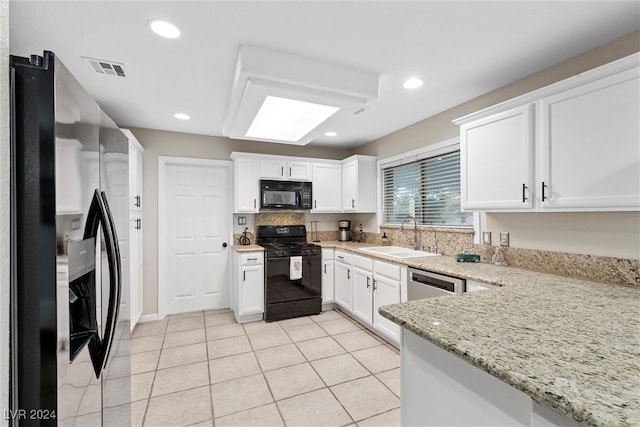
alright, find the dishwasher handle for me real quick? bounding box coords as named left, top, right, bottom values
left=408, top=268, right=465, bottom=297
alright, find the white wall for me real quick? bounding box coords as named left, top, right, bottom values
left=354, top=31, right=640, bottom=260
left=1, top=0, right=10, bottom=422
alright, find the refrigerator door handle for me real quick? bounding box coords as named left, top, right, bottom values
left=99, top=191, right=122, bottom=373
left=82, top=189, right=120, bottom=378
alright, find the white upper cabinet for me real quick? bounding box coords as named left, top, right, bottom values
left=455, top=53, right=639, bottom=212
left=460, top=104, right=534, bottom=210
left=312, top=162, right=342, bottom=212
left=341, top=155, right=377, bottom=212
left=260, top=158, right=312, bottom=181
left=232, top=155, right=259, bottom=213
left=539, top=67, right=639, bottom=210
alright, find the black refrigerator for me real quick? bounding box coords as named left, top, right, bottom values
left=10, top=51, right=131, bottom=426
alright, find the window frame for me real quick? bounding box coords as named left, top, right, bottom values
left=377, top=137, right=475, bottom=230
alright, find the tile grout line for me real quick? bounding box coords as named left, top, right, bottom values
left=244, top=320, right=288, bottom=426
left=290, top=328, right=357, bottom=427
left=138, top=314, right=168, bottom=427
left=202, top=310, right=216, bottom=425
left=134, top=310, right=400, bottom=426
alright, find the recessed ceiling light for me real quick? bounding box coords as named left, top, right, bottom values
left=246, top=96, right=340, bottom=142
left=403, top=77, right=423, bottom=89
left=148, top=20, right=180, bottom=39
left=325, top=131, right=338, bottom=137
left=174, top=113, right=190, bottom=120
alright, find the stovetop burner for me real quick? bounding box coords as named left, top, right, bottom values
left=257, top=225, right=321, bottom=257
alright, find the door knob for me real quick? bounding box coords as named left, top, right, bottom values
left=222, top=242, right=228, bottom=248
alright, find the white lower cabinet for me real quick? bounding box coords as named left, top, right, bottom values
left=336, top=251, right=403, bottom=347
left=321, top=249, right=335, bottom=310
left=232, top=251, right=264, bottom=323
left=352, top=255, right=374, bottom=325
left=334, top=251, right=352, bottom=311
left=372, top=261, right=402, bottom=345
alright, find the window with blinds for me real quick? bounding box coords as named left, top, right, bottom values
left=381, top=150, right=472, bottom=227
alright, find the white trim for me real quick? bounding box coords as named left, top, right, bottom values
left=139, top=313, right=162, bottom=323
left=157, top=156, right=232, bottom=319
left=120, top=128, right=145, bottom=152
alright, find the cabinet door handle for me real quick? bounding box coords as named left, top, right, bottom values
left=337, top=256, right=344, bottom=260
left=347, top=269, right=350, bottom=280
left=522, top=184, right=528, bottom=203
left=281, top=166, right=284, bottom=176
left=352, top=199, right=355, bottom=208
left=254, top=198, right=256, bottom=209
left=314, top=200, right=317, bottom=209
left=135, top=195, right=141, bottom=208
left=366, top=276, right=370, bottom=288
left=373, top=278, right=377, bottom=291
left=324, top=264, right=326, bottom=274
left=542, top=182, right=548, bottom=202
left=289, top=167, right=292, bottom=177
left=247, top=258, right=257, bottom=261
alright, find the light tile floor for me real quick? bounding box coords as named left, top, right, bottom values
left=130, top=309, right=401, bottom=427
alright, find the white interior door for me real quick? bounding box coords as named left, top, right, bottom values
left=162, top=159, right=230, bottom=315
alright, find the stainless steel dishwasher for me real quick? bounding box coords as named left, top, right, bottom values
left=407, top=267, right=465, bottom=300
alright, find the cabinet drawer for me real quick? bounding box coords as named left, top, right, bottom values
left=353, top=254, right=373, bottom=270
left=240, top=253, right=263, bottom=265
left=374, top=260, right=400, bottom=281
left=322, top=248, right=334, bottom=260
left=334, top=250, right=352, bottom=265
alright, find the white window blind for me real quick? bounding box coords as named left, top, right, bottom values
left=382, top=150, right=472, bottom=227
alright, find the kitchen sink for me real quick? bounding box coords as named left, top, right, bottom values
left=361, top=246, right=441, bottom=259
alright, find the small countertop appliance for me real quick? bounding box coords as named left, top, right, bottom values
left=338, top=220, right=351, bottom=241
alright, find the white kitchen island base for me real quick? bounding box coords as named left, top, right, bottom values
left=401, top=329, right=585, bottom=426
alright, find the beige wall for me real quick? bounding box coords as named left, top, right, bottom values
left=129, top=128, right=351, bottom=315
left=1, top=0, right=9, bottom=421
left=354, top=30, right=640, bottom=260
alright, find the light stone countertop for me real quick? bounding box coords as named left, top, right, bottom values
left=317, top=240, right=640, bottom=427
left=232, top=243, right=264, bottom=252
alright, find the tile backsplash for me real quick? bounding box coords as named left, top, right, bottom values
left=234, top=213, right=638, bottom=286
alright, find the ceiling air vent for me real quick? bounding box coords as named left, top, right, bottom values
left=82, top=57, right=126, bottom=77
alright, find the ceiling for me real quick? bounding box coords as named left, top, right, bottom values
left=9, top=1, right=640, bottom=149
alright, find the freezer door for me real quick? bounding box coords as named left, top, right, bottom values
left=53, top=53, right=104, bottom=425
left=99, top=110, right=131, bottom=426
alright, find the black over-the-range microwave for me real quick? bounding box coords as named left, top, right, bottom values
left=260, top=180, right=312, bottom=210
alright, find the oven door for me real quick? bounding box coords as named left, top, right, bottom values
left=264, top=254, right=322, bottom=321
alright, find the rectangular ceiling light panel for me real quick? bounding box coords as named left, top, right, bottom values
left=223, top=45, right=379, bottom=145
left=246, top=96, right=340, bottom=142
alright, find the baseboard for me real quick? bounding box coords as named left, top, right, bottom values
left=139, top=313, right=162, bottom=323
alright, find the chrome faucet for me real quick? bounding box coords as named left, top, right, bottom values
left=400, top=215, right=418, bottom=250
